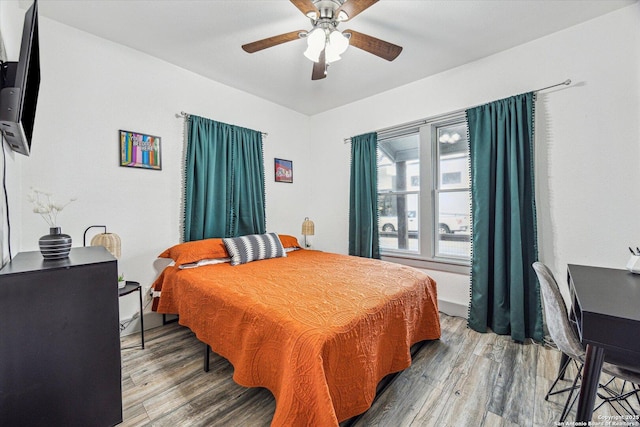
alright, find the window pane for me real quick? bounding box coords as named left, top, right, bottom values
left=378, top=134, right=420, bottom=254
left=378, top=134, right=420, bottom=192
left=376, top=118, right=471, bottom=263
left=437, top=191, right=470, bottom=258
left=438, top=123, right=469, bottom=190
left=378, top=193, right=419, bottom=252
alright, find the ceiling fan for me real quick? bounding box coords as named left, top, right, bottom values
left=241, top=0, right=403, bottom=80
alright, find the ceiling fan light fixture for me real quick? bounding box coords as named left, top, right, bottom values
left=304, top=45, right=322, bottom=62
left=337, top=10, right=349, bottom=21
left=329, top=30, right=349, bottom=55
left=307, top=27, right=325, bottom=48
left=325, top=48, right=341, bottom=63
left=243, top=0, right=403, bottom=80
left=324, top=30, right=348, bottom=63
left=305, top=27, right=326, bottom=60
left=439, top=132, right=462, bottom=144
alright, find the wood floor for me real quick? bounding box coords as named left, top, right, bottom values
left=119, top=313, right=638, bottom=426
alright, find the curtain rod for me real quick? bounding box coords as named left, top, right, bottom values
left=343, top=78, right=571, bottom=144
left=177, top=111, right=268, bottom=138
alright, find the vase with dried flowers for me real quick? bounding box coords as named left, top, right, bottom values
left=28, top=188, right=76, bottom=260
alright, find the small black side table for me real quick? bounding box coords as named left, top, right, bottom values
left=119, top=281, right=144, bottom=349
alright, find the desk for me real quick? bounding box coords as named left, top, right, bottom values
left=567, top=264, right=640, bottom=421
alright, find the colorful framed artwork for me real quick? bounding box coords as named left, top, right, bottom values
left=274, top=158, right=293, bottom=183
left=119, top=130, right=162, bottom=170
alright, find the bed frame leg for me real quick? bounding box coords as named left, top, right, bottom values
left=204, top=343, right=210, bottom=372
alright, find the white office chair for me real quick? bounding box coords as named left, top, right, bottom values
left=532, top=262, right=640, bottom=420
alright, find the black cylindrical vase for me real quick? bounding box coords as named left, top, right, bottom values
left=39, top=227, right=72, bottom=260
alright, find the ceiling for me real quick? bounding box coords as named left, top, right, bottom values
left=29, top=0, right=636, bottom=115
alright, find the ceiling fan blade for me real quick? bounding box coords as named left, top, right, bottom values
left=290, top=0, right=319, bottom=19
left=345, top=29, right=402, bottom=61
left=242, top=30, right=304, bottom=53
left=311, top=50, right=327, bottom=80
left=335, top=0, right=378, bottom=21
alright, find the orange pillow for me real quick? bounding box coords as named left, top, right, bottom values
left=278, top=234, right=301, bottom=249
left=159, top=234, right=301, bottom=266
left=158, top=238, right=229, bottom=265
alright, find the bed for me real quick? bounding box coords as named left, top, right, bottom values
left=151, top=234, right=441, bottom=426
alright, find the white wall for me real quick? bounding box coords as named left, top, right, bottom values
left=0, top=2, right=24, bottom=266
left=1, top=1, right=311, bottom=322
left=2, top=2, right=638, bottom=322
left=308, top=3, right=640, bottom=312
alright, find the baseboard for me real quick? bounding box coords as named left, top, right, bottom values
left=120, top=312, right=165, bottom=336
left=438, top=298, right=468, bottom=319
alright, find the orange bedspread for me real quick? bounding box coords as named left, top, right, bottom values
left=152, top=249, right=440, bottom=426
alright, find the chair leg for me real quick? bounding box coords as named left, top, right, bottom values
left=544, top=353, right=640, bottom=421
left=547, top=354, right=572, bottom=399
left=547, top=356, right=582, bottom=400
left=616, top=382, right=640, bottom=416
left=595, top=378, right=621, bottom=414
left=596, top=379, right=640, bottom=416
left=560, top=361, right=583, bottom=422
left=558, top=353, right=570, bottom=380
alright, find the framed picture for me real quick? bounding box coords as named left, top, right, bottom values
left=274, top=158, right=293, bottom=183
left=119, top=130, right=162, bottom=170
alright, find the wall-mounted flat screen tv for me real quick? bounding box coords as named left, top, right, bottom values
left=0, top=0, right=40, bottom=156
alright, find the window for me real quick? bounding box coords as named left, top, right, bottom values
left=378, top=133, right=420, bottom=253
left=377, top=115, right=470, bottom=268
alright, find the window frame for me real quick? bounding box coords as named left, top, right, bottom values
left=378, top=112, right=470, bottom=274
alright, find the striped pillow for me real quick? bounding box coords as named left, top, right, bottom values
left=222, top=233, right=287, bottom=266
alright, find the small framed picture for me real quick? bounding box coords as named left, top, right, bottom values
left=274, top=158, right=293, bottom=183
left=119, top=130, right=162, bottom=170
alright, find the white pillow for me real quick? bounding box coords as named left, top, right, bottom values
left=178, top=258, right=230, bottom=269
left=222, top=233, right=287, bottom=266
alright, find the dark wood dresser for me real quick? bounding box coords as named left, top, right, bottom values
left=0, top=246, right=122, bottom=426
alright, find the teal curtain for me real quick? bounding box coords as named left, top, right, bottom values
left=466, top=92, right=543, bottom=342
left=184, top=115, right=265, bottom=241
left=349, top=132, right=380, bottom=259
